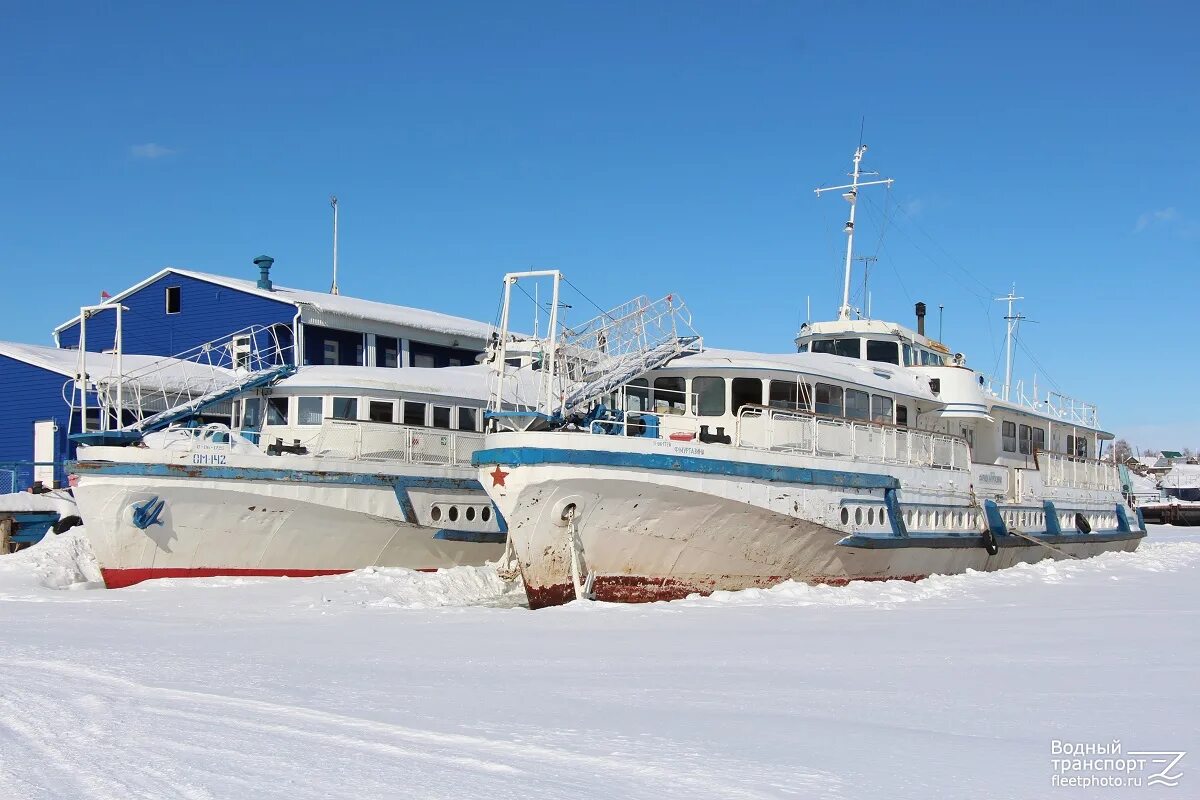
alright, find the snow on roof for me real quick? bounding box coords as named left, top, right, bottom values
left=53, top=268, right=494, bottom=342
left=0, top=340, right=231, bottom=389
left=1126, top=471, right=1160, bottom=494
left=270, top=364, right=544, bottom=405
left=1161, top=464, right=1200, bottom=489
left=668, top=348, right=939, bottom=400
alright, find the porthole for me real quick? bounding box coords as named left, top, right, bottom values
left=466, top=507, right=476, bottom=522
left=448, top=506, right=459, bottom=522
left=919, top=510, right=928, bottom=528
left=906, top=510, right=915, bottom=526
left=867, top=508, right=875, bottom=526
left=431, top=506, right=442, bottom=522
left=841, top=507, right=850, bottom=525
left=482, top=506, right=492, bottom=522
left=855, top=507, right=863, bottom=525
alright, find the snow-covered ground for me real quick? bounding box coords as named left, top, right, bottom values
left=1, top=527, right=1197, bottom=799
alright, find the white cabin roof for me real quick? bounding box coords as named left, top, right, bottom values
left=269, top=364, right=544, bottom=405
left=0, top=340, right=231, bottom=388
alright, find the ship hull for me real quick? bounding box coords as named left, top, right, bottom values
left=72, top=455, right=505, bottom=588
left=476, top=435, right=1145, bottom=609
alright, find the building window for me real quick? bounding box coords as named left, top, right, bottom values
left=866, top=340, right=900, bottom=365
left=871, top=395, right=893, bottom=424
left=355, top=342, right=364, bottom=366
left=242, top=398, right=262, bottom=428
left=814, top=383, right=843, bottom=416
left=1033, top=427, right=1046, bottom=453
left=432, top=406, right=451, bottom=429
left=1018, top=424, right=1032, bottom=455
left=376, top=336, right=399, bottom=368
left=769, top=379, right=811, bottom=411
left=165, top=286, right=181, bottom=314
left=332, top=397, right=358, bottom=420
left=693, top=377, right=726, bottom=417
left=1002, top=421, right=1016, bottom=452
left=368, top=401, right=395, bottom=423
left=730, top=378, right=762, bottom=415
left=266, top=397, right=289, bottom=426
left=297, top=397, right=323, bottom=425
left=403, top=401, right=426, bottom=426
left=458, top=407, right=478, bottom=431
left=412, top=353, right=436, bottom=368
left=653, top=377, right=686, bottom=415
left=845, top=389, right=870, bottom=421
left=448, top=357, right=463, bottom=367
left=323, top=340, right=339, bottom=365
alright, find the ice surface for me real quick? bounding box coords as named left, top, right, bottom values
left=0, top=526, right=1196, bottom=799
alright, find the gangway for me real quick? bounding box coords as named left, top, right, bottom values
left=486, top=271, right=701, bottom=431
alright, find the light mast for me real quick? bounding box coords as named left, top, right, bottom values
left=815, top=145, right=893, bottom=320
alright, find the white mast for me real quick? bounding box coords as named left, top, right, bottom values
left=815, top=145, right=893, bottom=320
left=996, top=285, right=1025, bottom=401
left=330, top=195, right=340, bottom=296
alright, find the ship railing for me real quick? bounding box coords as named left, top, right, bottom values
left=313, top=419, right=483, bottom=466
left=735, top=405, right=970, bottom=471
left=1037, top=449, right=1121, bottom=492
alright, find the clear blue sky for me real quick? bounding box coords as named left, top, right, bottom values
left=2, top=1, right=1196, bottom=450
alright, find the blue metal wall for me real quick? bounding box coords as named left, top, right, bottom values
left=0, top=355, right=75, bottom=489
left=56, top=272, right=296, bottom=357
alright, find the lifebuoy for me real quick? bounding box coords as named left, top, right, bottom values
left=981, top=528, right=999, bottom=556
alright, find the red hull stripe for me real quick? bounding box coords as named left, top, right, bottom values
left=100, top=566, right=437, bottom=589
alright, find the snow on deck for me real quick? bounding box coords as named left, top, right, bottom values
left=0, top=527, right=1196, bottom=799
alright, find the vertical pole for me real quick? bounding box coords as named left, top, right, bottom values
left=546, top=272, right=561, bottom=415
left=838, top=146, right=864, bottom=321
left=493, top=277, right=513, bottom=415
left=115, top=304, right=123, bottom=430
left=79, top=310, right=88, bottom=433
left=330, top=195, right=340, bottom=295
left=938, top=304, right=944, bottom=341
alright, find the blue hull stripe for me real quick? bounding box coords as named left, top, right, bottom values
left=838, top=528, right=1144, bottom=549
left=432, top=529, right=507, bottom=544
left=473, top=447, right=899, bottom=490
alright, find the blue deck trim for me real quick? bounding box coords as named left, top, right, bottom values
left=432, top=529, right=507, bottom=544
left=1043, top=500, right=1062, bottom=535
left=983, top=499, right=1008, bottom=537
left=473, top=446, right=899, bottom=491
left=1115, top=504, right=1131, bottom=533
left=838, top=528, right=1145, bottom=549
left=1136, top=506, right=1146, bottom=532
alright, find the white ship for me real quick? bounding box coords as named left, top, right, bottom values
left=70, top=333, right=536, bottom=587
left=473, top=148, right=1145, bottom=608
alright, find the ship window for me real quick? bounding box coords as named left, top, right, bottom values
left=845, top=389, right=870, bottom=421
left=1018, top=424, right=1032, bottom=455
left=815, top=383, right=843, bottom=416
left=1075, top=436, right=1088, bottom=458
left=812, top=338, right=861, bottom=359
left=432, top=406, right=452, bottom=429
left=369, top=401, right=395, bottom=423
left=625, top=379, right=650, bottom=413
left=242, top=397, right=262, bottom=428
left=262, top=397, right=285, bottom=425
left=1002, top=421, right=1016, bottom=452
left=731, top=378, right=763, bottom=415
left=403, top=401, right=426, bottom=426
left=866, top=340, right=900, bottom=365
left=323, top=340, right=339, bottom=365
left=165, top=286, right=181, bottom=314
left=769, top=379, right=811, bottom=411
left=896, top=405, right=909, bottom=427
left=458, top=407, right=478, bottom=431
left=376, top=336, right=399, bottom=368
left=332, top=397, right=358, bottom=420
left=298, top=397, right=323, bottom=425
left=920, top=349, right=945, bottom=366
left=693, top=377, right=726, bottom=417
left=903, top=343, right=915, bottom=366
left=871, top=395, right=893, bottom=424
left=1033, top=427, right=1046, bottom=453
left=653, top=377, right=686, bottom=415
left=231, top=400, right=242, bottom=428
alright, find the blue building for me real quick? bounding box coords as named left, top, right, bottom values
left=1, top=256, right=492, bottom=490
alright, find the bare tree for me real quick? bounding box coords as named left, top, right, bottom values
left=1112, top=438, right=1133, bottom=463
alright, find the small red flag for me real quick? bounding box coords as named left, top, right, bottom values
left=101, top=291, right=112, bottom=300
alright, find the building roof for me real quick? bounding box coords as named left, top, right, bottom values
left=0, top=340, right=231, bottom=392
left=1161, top=450, right=1184, bottom=459
left=53, top=267, right=495, bottom=342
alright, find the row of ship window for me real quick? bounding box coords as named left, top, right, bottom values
left=235, top=396, right=484, bottom=432
left=1000, top=421, right=1090, bottom=458
left=800, top=338, right=946, bottom=367
left=625, top=376, right=911, bottom=426
left=841, top=506, right=1116, bottom=531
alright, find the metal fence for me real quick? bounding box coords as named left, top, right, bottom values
left=314, top=420, right=483, bottom=466
left=736, top=405, right=970, bottom=471
left=1040, top=450, right=1121, bottom=491
left=0, top=469, right=15, bottom=495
